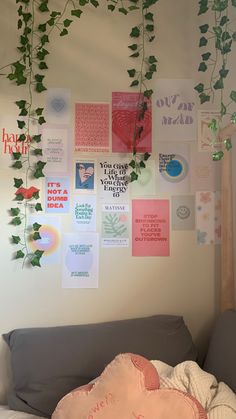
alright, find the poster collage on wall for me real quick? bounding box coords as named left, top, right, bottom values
left=0, top=81, right=222, bottom=288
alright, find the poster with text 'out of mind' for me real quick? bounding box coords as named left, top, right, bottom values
left=154, top=79, right=197, bottom=142
left=101, top=203, right=129, bottom=247
left=132, top=199, right=169, bottom=256
left=62, top=233, right=99, bottom=288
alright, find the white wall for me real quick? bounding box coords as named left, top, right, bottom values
left=0, top=0, right=227, bottom=357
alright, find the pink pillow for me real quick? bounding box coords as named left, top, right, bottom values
left=52, top=353, right=207, bottom=419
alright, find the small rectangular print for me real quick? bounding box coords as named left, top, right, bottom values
left=98, top=157, right=129, bottom=200
left=45, top=177, right=70, bottom=213
left=101, top=203, right=129, bottom=247
left=72, top=195, right=97, bottom=232
left=74, top=160, right=96, bottom=192
left=198, top=110, right=221, bottom=152
left=171, top=195, right=195, bottom=230
left=41, top=125, right=70, bottom=176
left=196, top=191, right=221, bottom=245
left=46, top=88, right=71, bottom=125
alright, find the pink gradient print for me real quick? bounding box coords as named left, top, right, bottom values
left=112, top=92, right=152, bottom=153
left=132, top=199, right=169, bottom=256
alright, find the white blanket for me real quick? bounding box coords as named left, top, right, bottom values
left=152, top=360, right=236, bottom=419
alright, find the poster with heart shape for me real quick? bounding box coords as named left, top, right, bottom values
left=74, top=160, right=96, bottom=193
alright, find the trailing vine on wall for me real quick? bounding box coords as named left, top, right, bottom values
left=195, top=0, right=236, bottom=159
left=1, top=0, right=158, bottom=267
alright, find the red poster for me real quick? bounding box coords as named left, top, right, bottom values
left=112, top=92, right=152, bottom=153
left=75, top=103, right=109, bottom=152
left=132, top=199, right=169, bottom=256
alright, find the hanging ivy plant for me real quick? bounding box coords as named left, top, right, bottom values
left=1, top=0, right=158, bottom=267
left=195, top=0, right=236, bottom=159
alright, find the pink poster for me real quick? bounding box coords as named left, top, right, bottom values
left=112, top=92, right=152, bottom=153
left=75, top=103, right=109, bottom=152
left=132, top=199, right=169, bottom=256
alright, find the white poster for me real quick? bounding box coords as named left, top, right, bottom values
left=171, top=195, right=195, bottom=231
left=62, top=233, right=99, bottom=288
left=101, top=203, right=129, bottom=247
left=154, top=79, right=197, bottom=141
left=98, top=157, right=129, bottom=200
left=72, top=195, right=97, bottom=232
left=198, top=110, right=221, bottom=152
left=41, top=125, right=70, bottom=175
left=190, top=143, right=221, bottom=192
left=157, top=143, right=190, bottom=195
left=46, top=88, right=71, bottom=125
left=196, top=191, right=221, bottom=245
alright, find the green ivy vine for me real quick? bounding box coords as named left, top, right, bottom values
left=1, top=0, right=158, bottom=267
left=195, top=0, right=236, bottom=159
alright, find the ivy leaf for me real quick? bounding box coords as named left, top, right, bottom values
left=232, top=32, right=236, bottom=41
left=140, top=161, right=146, bottom=168
left=194, top=83, right=204, bottom=93
left=219, top=67, right=229, bottom=78
left=38, top=23, right=47, bottom=32
left=230, top=91, right=236, bottom=102
left=35, top=107, right=44, bottom=115
left=14, top=178, right=23, bottom=188
left=146, top=24, right=154, bottom=32
left=213, top=150, right=224, bottom=161
left=145, top=71, right=153, bottom=80
left=213, top=26, right=222, bottom=37
left=222, top=31, right=231, bottom=42
left=36, top=48, right=49, bottom=61
left=41, top=34, right=49, bottom=45
left=12, top=152, right=22, bottom=160
left=35, top=203, right=43, bottom=211
left=143, top=152, right=151, bottom=161
left=38, top=116, right=46, bottom=125
left=15, top=99, right=27, bottom=109
left=222, top=40, right=232, bottom=54
left=33, top=222, right=42, bottom=231
left=143, top=89, right=153, bottom=98
left=90, top=0, right=99, bottom=6
left=32, top=232, right=41, bottom=240
left=30, top=256, right=41, bottom=267
left=213, top=78, right=224, bottom=90
left=149, top=64, right=157, bottom=72
left=35, top=250, right=44, bottom=258
left=19, top=108, right=28, bottom=116
left=50, top=11, right=61, bottom=18
left=148, top=55, right=157, bottom=64
left=128, top=44, right=138, bottom=51
left=231, top=112, right=236, bottom=123
left=199, top=24, right=209, bottom=33
left=39, top=1, right=49, bottom=12
left=15, top=193, right=24, bottom=201
left=36, top=82, right=47, bottom=93
left=130, top=171, right=138, bottom=182
left=118, top=7, right=128, bottom=14
left=32, top=191, right=40, bottom=199
left=60, top=28, right=68, bottom=36
left=35, top=74, right=44, bottom=82
left=36, top=160, right=47, bottom=169
left=32, top=134, right=42, bottom=143
left=130, top=52, right=139, bottom=58
left=224, top=138, right=232, bottom=151
left=71, top=9, right=83, bottom=18
left=199, top=36, right=208, bottom=47
left=212, top=0, right=228, bottom=12
left=202, top=52, right=211, bottom=61
left=208, top=118, right=218, bottom=133
left=199, top=93, right=211, bottom=104
left=127, top=69, right=136, bottom=77
left=130, top=80, right=139, bottom=87
left=10, top=207, right=20, bottom=216
left=198, top=3, right=208, bottom=14
left=63, top=19, right=73, bottom=27
left=15, top=250, right=25, bottom=259
left=145, top=12, right=154, bottom=21
left=220, top=15, right=229, bottom=25
left=129, top=160, right=136, bottom=169
left=17, top=120, right=25, bottom=129
left=12, top=161, right=23, bottom=169
left=221, top=102, right=227, bottom=116
left=130, top=26, right=140, bottom=38
left=232, top=0, right=236, bottom=5
left=108, top=4, right=115, bottom=11
left=12, top=235, right=21, bottom=244
left=198, top=62, right=207, bottom=72
left=39, top=61, right=48, bottom=70
left=11, top=217, right=22, bottom=226
left=33, top=148, right=43, bottom=156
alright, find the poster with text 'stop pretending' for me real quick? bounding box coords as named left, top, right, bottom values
left=157, top=143, right=190, bottom=194
left=196, top=191, right=221, bottom=245
left=112, top=92, right=152, bottom=153
left=198, top=110, right=222, bottom=152
left=154, top=79, right=197, bottom=141
left=62, top=233, right=99, bottom=288
left=29, top=215, right=61, bottom=265
left=101, top=203, right=129, bottom=247
left=98, top=157, right=129, bottom=200
left=45, top=177, right=70, bottom=213
left=72, top=195, right=97, bottom=232
left=75, top=103, right=109, bottom=152
left=132, top=199, right=169, bottom=256
left=41, top=125, right=70, bottom=176
left=46, top=88, right=71, bottom=125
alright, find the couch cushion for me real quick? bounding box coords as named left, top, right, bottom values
left=3, top=315, right=197, bottom=418
left=0, top=337, right=12, bottom=405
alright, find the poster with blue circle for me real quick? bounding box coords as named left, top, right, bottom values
left=158, top=144, right=190, bottom=193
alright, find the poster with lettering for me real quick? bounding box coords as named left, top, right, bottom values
left=98, top=157, right=129, bottom=200
left=29, top=215, right=61, bottom=265
left=62, top=233, right=99, bottom=288
left=74, top=160, right=96, bottom=192
left=112, top=92, right=152, bottom=153
left=132, top=199, right=169, bottom=256
left=171, top=195, right=195, bottom=230
left=0, top=116, right=36, bottom=169
left=101, top=203, right=129, bottom=247
left=196, top=191, right=221, bottom=245
left=75, top=102, right=109, bottom=152
left=41, top=125, right=70, bottom=176
left=157, top=143, right=190, bottom=194
left=46, top=88, right=71, bottom=125
left=130, top=159, right=156, bottom=197
left=154, top=79, right=197, bottom=141
left=45, top=177, right=70, bottom=213
left=198, top=110, right=221, bottom=151
left=72, top=195, right=96, bottom=232
left=190, top=143, right=221, bottom=192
